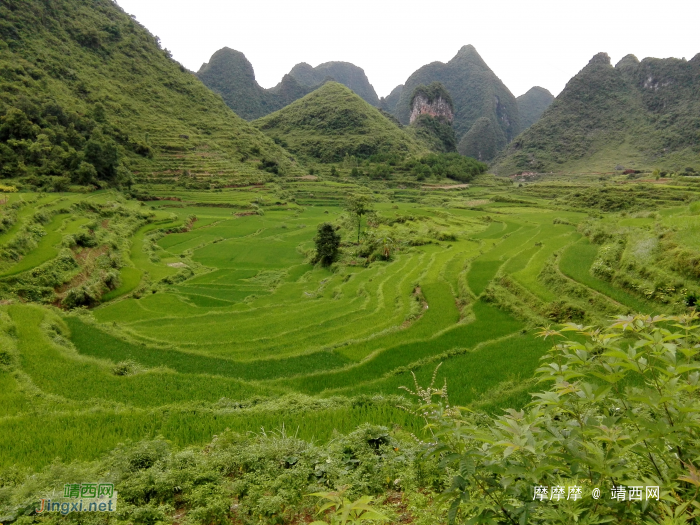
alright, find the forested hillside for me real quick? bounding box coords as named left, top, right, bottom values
left=253, top=82, right=427, bottom=162
left=494, top=52, right=700, bottom=174
left=0, top=0, right=296, bottom=192
left=379, top=84, right=403, bottom=113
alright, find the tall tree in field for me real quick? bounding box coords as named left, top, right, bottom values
left=345, top=194, right=373, bottom=244
left=314, top=223, right=341, bottom=266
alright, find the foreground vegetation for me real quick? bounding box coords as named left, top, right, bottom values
left=1, top=313, right=698, bottom=524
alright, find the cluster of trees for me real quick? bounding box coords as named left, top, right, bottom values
left=334, top=152, right=486, bottom=183
left=0, top=98, right=142, bottom=189
left=406, top=153, right=486, bottom=182
left=313, top=223, right=341, bottom=266
left=313, top=194, right=375, bottom=266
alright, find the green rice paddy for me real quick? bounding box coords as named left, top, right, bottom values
left=3, top=181, right=694, bottom=470
left=559, top=237, right=656, bottom=312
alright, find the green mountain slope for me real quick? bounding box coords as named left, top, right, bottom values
left=379, top=84, right=404, bottom=113
left=494, top=52, right=700, bottom=174
left=253, top=82, right=427, bottom=162
left=394, top=45, right=520, bottom=158
left=288, top=62, right=380, bottom=106
left=196, top=47, right=316, bottom=120
left=0, top=1, right=295, bottom=189
left=457, top=117, right=497, bottom=161
left=517, top=86, right=554, bottom=130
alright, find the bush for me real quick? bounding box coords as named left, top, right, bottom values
left=313, top=223, right=341, bottom=266
left=62, top=284, right=101, bottom=308
left=410, top=153, right=486, bottom=183
left=414, top=313, right=700, bottom=524
left=112, top=360, right=140, bottom=376
left=73, top=161, right=98, bottom=185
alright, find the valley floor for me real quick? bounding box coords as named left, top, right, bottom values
left=1, top=175, right=699, bottom=470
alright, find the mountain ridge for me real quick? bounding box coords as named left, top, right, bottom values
left=197, top=47, right=317, bottom=120
left=394, top=45, right=520, bottom=161
left=198, top=50, right=382, bottom=119
left=493, top=51, right=700, bottom=174
left=380, top=84, right=404, bottom=113
left=288, top=61, right=380, bottom=106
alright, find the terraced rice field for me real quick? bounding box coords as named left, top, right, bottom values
left=2, top=183, right=693, bottom=469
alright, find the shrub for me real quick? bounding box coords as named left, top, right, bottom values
left=73, top=231, right=98, bottom=248
left=112, top=360, right=140, bottom=376
left=412, top=313, right=700, bottom=524
left=62, top=284, right=101, bottom=308
left=314, top=223, right=341, bottom=266
left=308, top=490, right=389, bottom=525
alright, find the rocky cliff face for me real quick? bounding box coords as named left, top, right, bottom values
left=409, top=94, right=454, bottom=123
left=408, top=83, right=457, bottom=153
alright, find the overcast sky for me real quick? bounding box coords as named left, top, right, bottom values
left=115, top=0, right=700, bottom=99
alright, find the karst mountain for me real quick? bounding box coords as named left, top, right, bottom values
left=394, top=45, right=521, bottom=161
left=493, top=52, right=700, bottom=174
left=516, top=86, right=555, bottom=130
left=197, top=49, right=381, bottom=120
